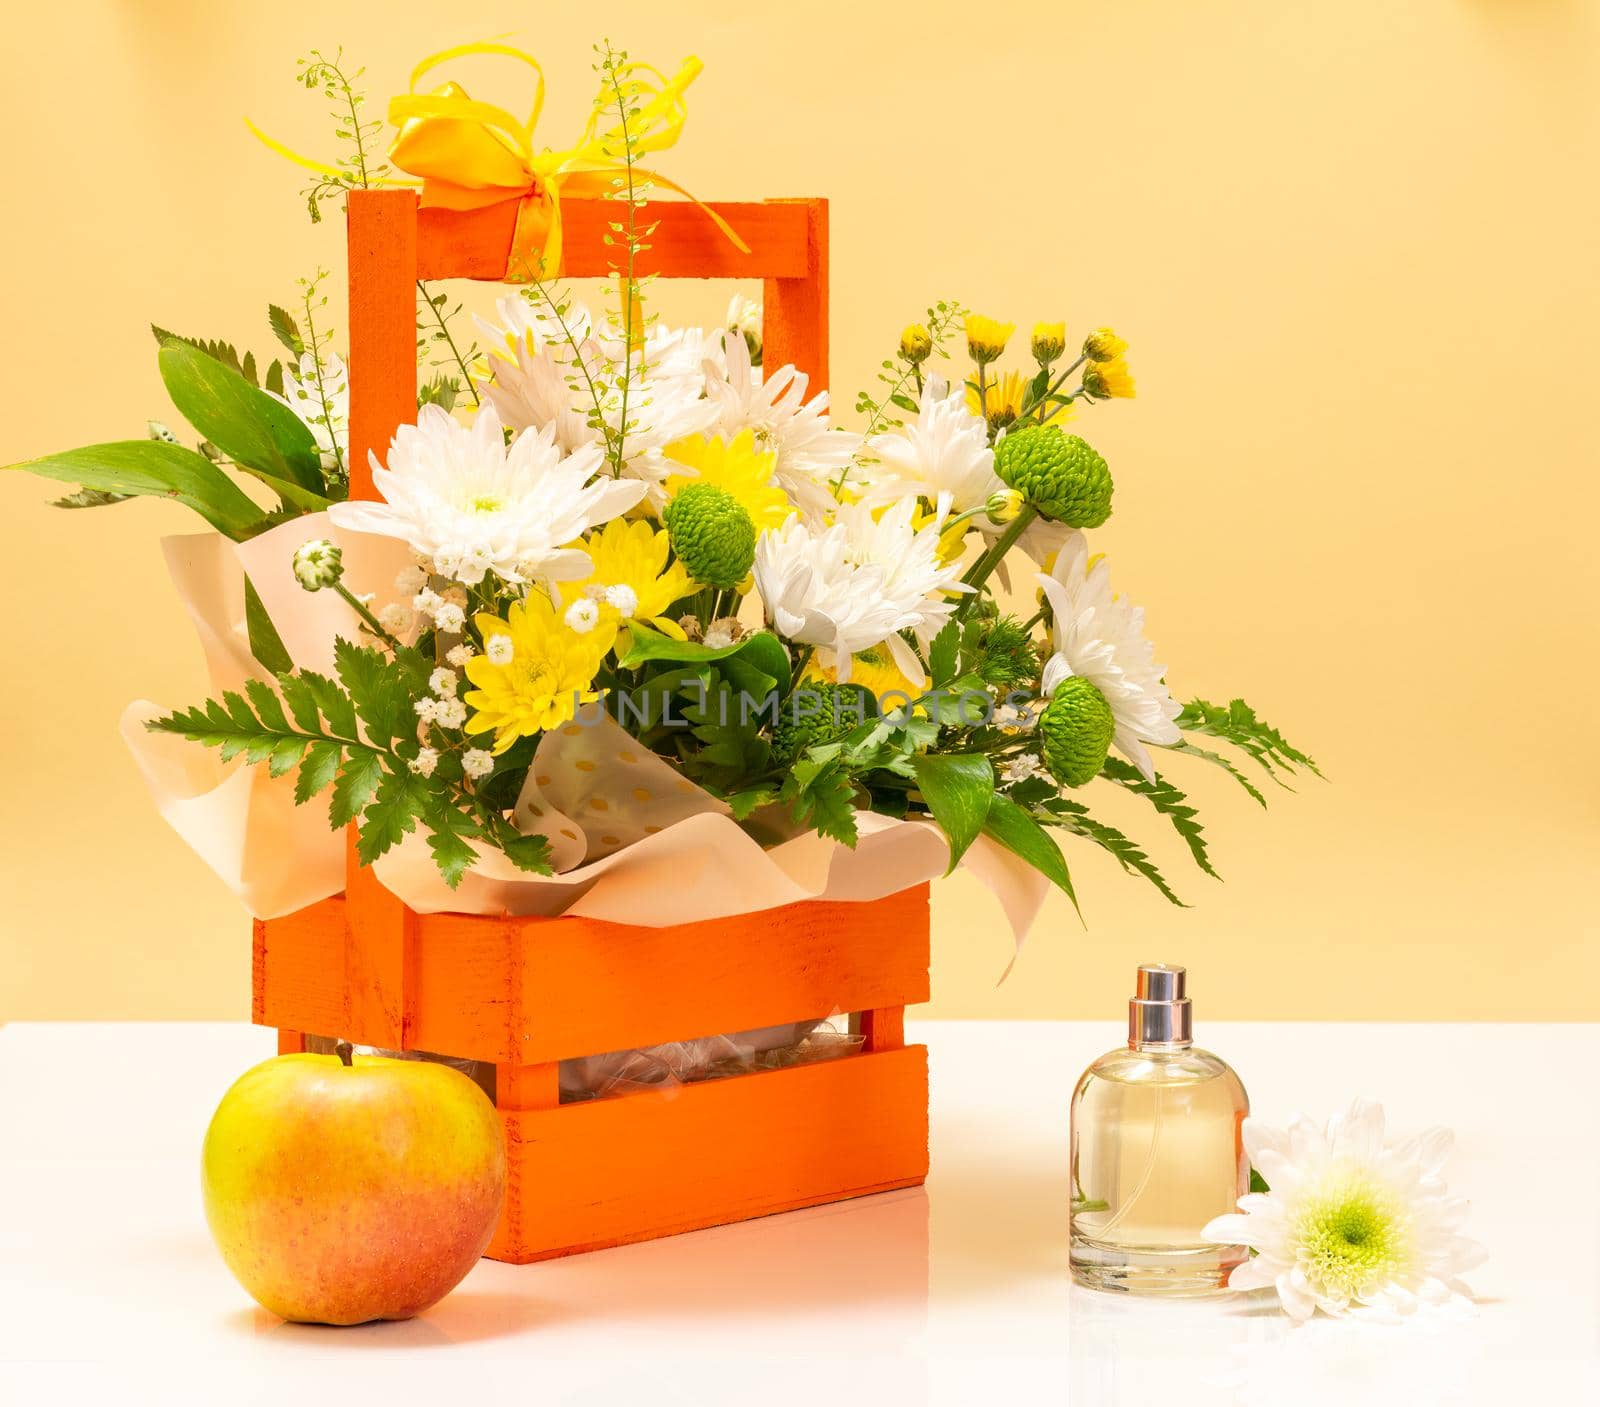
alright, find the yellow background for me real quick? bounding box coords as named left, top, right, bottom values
left=2, top=0, right=1595, bottom=1023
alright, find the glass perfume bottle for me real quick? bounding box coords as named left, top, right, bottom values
left=1069, top=964, right=1249, bottom=1295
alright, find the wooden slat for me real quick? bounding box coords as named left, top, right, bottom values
left=486, top=1044, right=929, bottom=1263
left=416, top=198, right=812, bottom=282
left=407, top=885, right=931, bottom=1065
left=764, top=198, right=829, bottom=391
left=253, top=903, right=347, bottom=1038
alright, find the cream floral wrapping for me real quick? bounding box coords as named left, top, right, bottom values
left=123, top=513, right=1051, bottom=935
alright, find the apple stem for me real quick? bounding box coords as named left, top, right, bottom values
left=335, top=1040, right=354, bottom=1068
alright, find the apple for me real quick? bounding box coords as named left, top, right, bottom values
left=201, top=1045, right=506, bottom=1325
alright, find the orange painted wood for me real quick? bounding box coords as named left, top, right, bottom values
left=276, top=1029, right=306, bottom=1056
left=342, top=191, right=421, bottom=1049
left=763, top=198, right=829, bottom=390
left=410, top=885, right=931, bottom=1065
left=415, top=198, right=813, bottom=282
left=488, top=1045, right=929, bottom=1262
left=860, top=1006, right=906, bottom=1054
left=258, top=886, right=931, bottom=1067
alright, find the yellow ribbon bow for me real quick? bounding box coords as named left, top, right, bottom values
left=387, top=43, right=745, bottom=280
left=247, top=43, right=747, bottom=281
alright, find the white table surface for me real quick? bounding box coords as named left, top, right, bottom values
left=0, top=1020, right=1594, bottom=1404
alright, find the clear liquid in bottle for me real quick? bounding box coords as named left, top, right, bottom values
left=1069, top=965, right=1249, bottom=1296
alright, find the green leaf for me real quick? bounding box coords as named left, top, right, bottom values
left=243, top=679, right=289, bottom=733
left=1249, top=1167, right=1271, bottom=1195
left=6, top=440, right=266, bottom=539
left=264, top=360, right=285, bottom=397
left=928, top=620, right=961, bottom=687
left=726, top=786, right=778, bottom=821
left=983, top=793, right=1080, bottom=916
left=912, top=753, right=994, bottom=873
left=157, top=339, right=326, bottom=498
left=499, top=830, right=555, bottom=875
left=329, top=749, right=384, bottom=828
left=356, top=768, right=431, bottom=866
left=1046, top=798, right=1184, bottom=906
left=421, top=804, right=483, bottom=889
left=268, top=304, right=304, bottom=355
left=152, top=326, right=259, bottom=384
left=268, top=736, right=308, bottom=778
left=620, top=624, right=793, bottom=696
left=1177, top=697, right=1321, bottom=780
left=1167, top=741, right=1267, bottom=807
left=244, top=576, right=295, bottom=676
left=1100, top=758, right=1218, bottom=879
left=780, top=755, right=860, bottom=847
left=294, top=740, right=344, bottom=805
left=334, top=638, right=412, bottom=749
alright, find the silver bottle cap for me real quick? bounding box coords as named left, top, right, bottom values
left=1128, top=963, right=1193, bottom=1048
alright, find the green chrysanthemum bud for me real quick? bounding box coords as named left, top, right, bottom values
left=291, top=538, right=344, bottom=592
left=1037, top=676, right=1115, bottom=787
left=663, top=483, right=757, bottom=590
left=1031, top=321, right=1066, bottom=365
left=994, top=425, right=1114, bottom=528
left=773, top=682, right=871, bottom=762
left=899, top=323, right=933, bottom=365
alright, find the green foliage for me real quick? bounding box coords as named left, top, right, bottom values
left=911, top=753, right=994, bottom=872
left=853, top=299, right=968, bottom=444
left=1043, top=796, right=1184, bottom=906
left=6, top=440, right=267, bottom=539
left=1167, top=740, right=1267, bottom=806
left=982, top=793, right=1079, bottom=913
left=294, top=49, right=390, bottom=222
left=243, top=576, right=295, bottom=676
left=416, top=282, right=482, bottom=409
left=780, top=750, right=860, bottom=847
left=961, top=613, right=1040, bottom=689
left=333, top=638, right=417, bottom=751
left=1177, top=698, right=1320, bottom=780
left=1100, top=757, right=1217, bottom=879
left=50, top=487, right=132, bottom=510
left=156, top=339, right=329, bottom=509
left=268, top=304, right=304, bottom=356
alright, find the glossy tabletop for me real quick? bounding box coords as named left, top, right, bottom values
left=1, top=1020, right=1594, bottom=1404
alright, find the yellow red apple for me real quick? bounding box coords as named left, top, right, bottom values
left=201, top=1046, right=506, bottom=1325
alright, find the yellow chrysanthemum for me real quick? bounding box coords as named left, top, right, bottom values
left=662, top=430, right=791, bottom=533
left=911, top=503, right=973, bottom=567
left=1083, top=355, right=1136, bottom=400
left=803, top=644, right=923, bottom=702
left=965, top=314, right=1015, bottom=366
left=967, top=372, right=1073, bottom=430
left=1082, top=327, right=1128, bottom=363
left=1031, top=321, right=1066, bottom=363
left=463, top=595, right=607, bottom=754
left=564, top=518, right=694, bottom=641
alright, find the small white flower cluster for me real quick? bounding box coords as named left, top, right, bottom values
left=1000, top=754, right=1046, bottom=785
left=413, top=587, right=466, bottom=636
left=702, top=617, right=744, bottom=650
left=445, top=643, right=476, bottom=668
left=409, top=747, right=439, bottom=777
left=486, top=635, right=513, bottom=666
left=415, top=652, right=467, bottom=733
left=564, top=599, right=600, bottom=634
left=462, top=749, right=495, bottom=780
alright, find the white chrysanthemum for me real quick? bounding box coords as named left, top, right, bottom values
left=1203, top=1098, right=1486, bottom=1324
left=328, top=403, right=644, bottom=588
left=752, top=499, right=971, bottom=685
left=273, top=352, right=349, bottom=472
left=704, top=334, right=861, bottom=521
left=474, top=295, right=718, bottom=508
left=859, top=376, right=1004, bottom=522
left=1036, top=531, right=1181, bottom=782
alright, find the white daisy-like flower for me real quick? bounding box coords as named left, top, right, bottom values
left=462, top=748, right=495, bottom=780
left=408, top=746, right=439, bottom=778
left=859, top=376, right=1004, bottom=522
left=474, top=295, right=719, bottom=508
left=328, top=402, right=645, bottom=588
left=1203, top=1098, right=1486, bottom=1324
left=485, top=634, right=514, bottom=666
left=428, top=667, right=457, bottom=698
left=273, top=352, right=350, bottom=472
left=703, top=334, right=861, bottom=521
left=564, top=599, right=601, bottom=634
left=1036, top=531, right=1181, bottom=782
left=445, top=643, right=476, bottom=668
left=752, top=498, right=971, bottom=685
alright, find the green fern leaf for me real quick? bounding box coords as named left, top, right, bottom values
left=1100, top=758, right=1218, bottom=879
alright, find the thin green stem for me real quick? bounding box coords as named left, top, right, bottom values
left=1019, top=352, right=1087, bottom=425
left=299, top=277, right=345, bottom=480
left=952, top=505, right=1040, bottom=626
left=333, top=582, right=403, bottom=650
left=416, top=281, right=481, bottom=407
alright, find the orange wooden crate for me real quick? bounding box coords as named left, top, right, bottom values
left=253, top=188, right=931, bottom=1262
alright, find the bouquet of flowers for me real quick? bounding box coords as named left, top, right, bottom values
left=6, top=44, right=1314, bottom=921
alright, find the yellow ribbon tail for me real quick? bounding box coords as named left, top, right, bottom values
left=242, top=117, right=417, bottom=189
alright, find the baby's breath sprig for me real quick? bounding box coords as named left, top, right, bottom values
left=294, top=49, right=390, bottom=223
left=414, top=282, right=482, bottom=409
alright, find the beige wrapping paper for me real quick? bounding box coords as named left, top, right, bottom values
left=121, top=517, right=1051, bottom=945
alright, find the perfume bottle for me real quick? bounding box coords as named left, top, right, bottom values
left=1069, top=964, right=1249, bottom=1295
